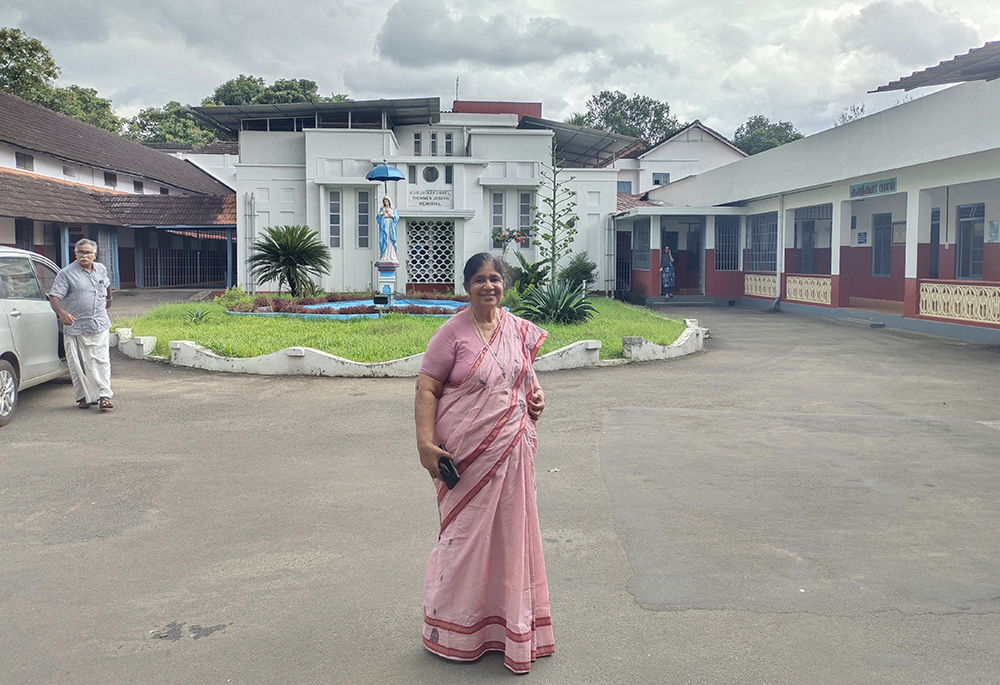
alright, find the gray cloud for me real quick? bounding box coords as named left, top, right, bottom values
left=836, top=0, right=979, bottom=67
left=376, top=0, right=610, bottom=67
left=0, top=0, right=111, bottom=43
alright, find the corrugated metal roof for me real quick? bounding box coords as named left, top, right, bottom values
left=872, top=41, right=1000, bottom=92
left=518, top=116, right=643, bottom=168
left=191, top=98, right=441, bottom=135
left=0, top=91, right=233, bottom=195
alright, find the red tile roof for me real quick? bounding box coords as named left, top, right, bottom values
left=617, top=192, right=663, bottom=211
left=0, top=91, right=233, bottom=195
left=94, top=193, right=236, bottom=226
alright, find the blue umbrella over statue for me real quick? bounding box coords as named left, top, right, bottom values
left=367, top=161, right=404, bottom=264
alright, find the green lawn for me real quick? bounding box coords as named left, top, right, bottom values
left=113, top=297, right=687, bottom=363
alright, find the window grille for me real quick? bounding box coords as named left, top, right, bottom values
left=519, top=192, right=533, bottom=248
left=408, top=165, right=416, bottom=184
left=872, top=213, right=892, bottom=277
left=329, top=190, right=342, bottom=248
left=491, top=191, right=505, bottom=248
left=632, top=219, right=651, bottom=270
left=749, top=212, right=777, bottom=272
left=794, top=205, right=832, bottom=220
left=406, top=220, right=455, bottom=284
left=956, top=203, right=985, bottom=280
left=715, top=217, right=740, bottom=271
left=357, top=190, right=370, bottom=249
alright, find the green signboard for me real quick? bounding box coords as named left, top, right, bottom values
left=850, top=177, right=897, bottom=199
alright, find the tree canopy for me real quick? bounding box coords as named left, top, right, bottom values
left=122, top=101, right=221, bottom=147
left=201, top=74, right=266, bottom=106
left=582, top=90, right=682, bottom=145
left=732, top=115, right=804, bottom=155
left=0, top=27, right=58, bottom=102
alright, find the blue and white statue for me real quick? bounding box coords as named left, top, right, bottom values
left=376, top=197, right=398, bottom=263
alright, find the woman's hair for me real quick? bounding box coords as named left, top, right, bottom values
left=463, top=252, right=506, bottom=289
left=382, top=197, right=392, bottom=207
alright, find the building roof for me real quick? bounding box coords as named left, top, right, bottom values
left=0, top=168, right=235, bottom=228
left=872, top=41, right=1000, bottom=92
left=191, top=97, right=441, bottom=136
left=0, top=91, right=233, bottom=196
left=94, top=193, right=237, bottom=227
left=518, top=116, right=643, bottom=168
left=616, top=192, right=664, bottom=211
left=638, top=120, right=747, bottom=159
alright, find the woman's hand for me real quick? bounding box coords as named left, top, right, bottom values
left=527, top=388, right=545, bottom=421
left=418, top=442, right=451, bottom=481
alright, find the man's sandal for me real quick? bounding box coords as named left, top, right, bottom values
left=98, top=397, right=114, bottom=411
left=77, top=399, right=90, bottom=409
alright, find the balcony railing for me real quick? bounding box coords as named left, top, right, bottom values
left=785, top=275, right=832, bottom=305
left=919, top=281, right=1000, bottom=325
left=745, top=273, right=777, bottom=299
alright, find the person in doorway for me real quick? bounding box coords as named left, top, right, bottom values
left=660, top=245, right=676, bottom=298
left=414, top=252, right=554, bottom=674
left=376, top=196, right=399, bottom=263
left=48, top=238, right=114, bottom=410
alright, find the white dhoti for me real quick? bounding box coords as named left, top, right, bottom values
left=65, top=330, right=113, bottom=404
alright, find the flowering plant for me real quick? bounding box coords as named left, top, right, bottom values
left=492, top=226, right=531, bottom=260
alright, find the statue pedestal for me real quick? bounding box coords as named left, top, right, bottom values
left=375, top=260, right=399, bottom=307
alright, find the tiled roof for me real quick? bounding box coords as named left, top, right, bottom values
left=617, top=192, right=663, bottom=211
left=0, top=91, right=233, bottom=195
left=0, top=168, right=236, bottom=227
left=94, top=194, right=237, bottom=227
left=193, top=141, right=239, bottom=155
left=0, top=168, right=119, bottom=224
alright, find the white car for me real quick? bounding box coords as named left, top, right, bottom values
left=0, top=246, right=69, bottom=425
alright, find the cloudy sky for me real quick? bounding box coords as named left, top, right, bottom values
left=2, top=0, right=997, bottom=137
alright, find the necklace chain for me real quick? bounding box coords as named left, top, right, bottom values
left=471, top=309, right=506, bottom=378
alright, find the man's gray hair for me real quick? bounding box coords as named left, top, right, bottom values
left=75, top=238, right=97, bottom=252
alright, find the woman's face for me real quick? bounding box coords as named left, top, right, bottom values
left=383, top=198, right=391, bottom=208
left=467, top=262, right=504, bottom=311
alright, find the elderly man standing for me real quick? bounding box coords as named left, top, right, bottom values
left=48, top=239, right=115, bottom=410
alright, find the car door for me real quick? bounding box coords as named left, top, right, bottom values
left=0, top=256, right=62, bottom=384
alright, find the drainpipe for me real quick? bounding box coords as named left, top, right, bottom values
left=244, top=192, right=256, bottom=294
left=774, top=193, right=784, bottom=310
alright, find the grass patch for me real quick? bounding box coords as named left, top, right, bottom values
left=113, top=298, right=686, bottom=363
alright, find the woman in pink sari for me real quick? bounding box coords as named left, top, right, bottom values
left=415, top=253, right=554, bottom=674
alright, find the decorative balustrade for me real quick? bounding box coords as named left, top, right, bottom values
left=785, top=275, right=832, bottom=305
left=745, top=274, right=777, bottom=298
left=919, top=281, right=1000, bottom=324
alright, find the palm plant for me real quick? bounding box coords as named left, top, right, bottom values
left=247, top=225, right=330, bottom=297
left=513, top=281, right=595, bottom=324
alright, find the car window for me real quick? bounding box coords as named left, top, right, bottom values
left=0, top=257, right=45, bottom=300
left=32, top=259, right=58, bottom=293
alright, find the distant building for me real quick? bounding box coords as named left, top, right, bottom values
left=0, top=91, right=236, bottom=288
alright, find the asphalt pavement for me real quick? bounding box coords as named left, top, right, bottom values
left=2, top=303, right=999, bottom=684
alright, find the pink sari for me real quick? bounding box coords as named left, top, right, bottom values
left=421, top=310, right=554, bottom=674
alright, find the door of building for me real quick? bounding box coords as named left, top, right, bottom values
left=956, top=204, right=984, bottom=280
left=799, top=220, right=815, bottom=274
left=615, top=231, right=631, bottom=293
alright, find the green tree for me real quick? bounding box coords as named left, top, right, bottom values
left=532, top=147, right=579, bottom=282
left=201, top=74, right=265, bottom=106
left=0, top=27, right=59, bottom=103
left=123, top=101, right=222, bottom=146
left=247, top=225, right=331, bottom=297
left=584, top=90, right=682, bottom=145
left=732, top=115, right=804, bottom=155
left=46, top=85, right=121, bottom=133
left=254, top=78, right=324, bottom=104
left=564, top=111, right=586, bottom=127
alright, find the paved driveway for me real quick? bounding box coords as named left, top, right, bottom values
left=2, top=306, right=999, bottom=684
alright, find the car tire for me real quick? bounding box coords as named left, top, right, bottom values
left=0, top=359, right=18, bottom=427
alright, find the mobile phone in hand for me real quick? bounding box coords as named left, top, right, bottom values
left=438, top=444, right=460, bottom=490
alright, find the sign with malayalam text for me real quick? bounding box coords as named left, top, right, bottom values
left=849, top=177, right=897, bottom=199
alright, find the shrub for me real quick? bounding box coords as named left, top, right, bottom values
left=559, top=251, right=598, bottom=291
left=214, top=284, right=253, bottom=309
left=513, top=282, right=595, bottom=324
